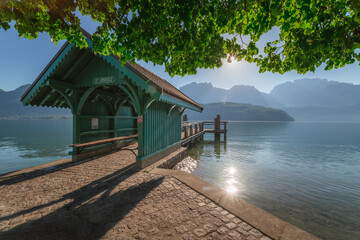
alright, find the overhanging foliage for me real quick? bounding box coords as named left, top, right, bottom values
left=1, top=0, right=360, bottom=76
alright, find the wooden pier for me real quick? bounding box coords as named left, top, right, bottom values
left=181, top=115, right=227, bottom=146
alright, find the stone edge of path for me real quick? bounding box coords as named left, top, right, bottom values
left=0, top=158, right=72, bottom=179
left=151, top=167, right=320, bottom=240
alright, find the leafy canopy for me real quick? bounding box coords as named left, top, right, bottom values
left=1, top=0, right=360, bottom=76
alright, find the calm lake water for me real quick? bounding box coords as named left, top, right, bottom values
left=0, top=120, right=359, bottom=239
left=0, top=120, right=72, bottom=174
left=188, top=122, right=360, bottom=240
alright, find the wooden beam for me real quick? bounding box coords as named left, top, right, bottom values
left=50, top=85, right=75, bottom=113
left=76, top=86, right=98, bottom=114
left=118, top=84, right=141, bottom=114
left=144, top=98, right=155, bottom=113
left=69, top=134, right=138, bottom=148
left=92, top=89, right=125, bottom=100
left=180, top=108, right=187, bottom=115
left=47, top=79, right=75, bottom=90
left=115, top=97, right=130, bottom=115
left=62, top=50, right=91, bottom=80
left=73, top=56, right=97, bottom=80
left=39, top=89, right=56, bottom=106
left=167, top=105, right=177, bottom=116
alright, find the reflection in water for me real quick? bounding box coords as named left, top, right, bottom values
left=226, top=167, right=237, bottom=194
left=189, top=140, right=227, bottom=160
left=188, top=122, right=360, bottom=240
left=228, top=167, right=236, bottom=175
left=226, top=185, right=237, bottom=194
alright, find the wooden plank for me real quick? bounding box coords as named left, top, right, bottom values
left=116, top=128, right=138, bottom=132
left=181, top=121, right=203, bottom=126
left=202, top=121, right=228, bottom=124
left=69, top=134, right=138, bottom=148
left=181, top=131, right=205, bottom=145
left=80, top=130, right=115, bottom=136
left=204, top=129, right=226, bottom=133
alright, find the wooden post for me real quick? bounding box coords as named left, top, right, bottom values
left=190, top=125, right=193, bottom=136
left=195, top=123, right=198, bottom=134
left=214, top=115, right=220, bottom=140
left=184, top=125, right=188, bottom=138
left=224, top=122, right=227, bottom=141
left=201, top=122, right=204, bottom=140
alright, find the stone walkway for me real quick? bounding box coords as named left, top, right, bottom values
left=0, top=147, right=271, bottom=240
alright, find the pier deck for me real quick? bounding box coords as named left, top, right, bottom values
left=0, top=146, right=272, bottom=240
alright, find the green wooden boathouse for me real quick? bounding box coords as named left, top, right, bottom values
left=21, top=30, right=202, bottom=168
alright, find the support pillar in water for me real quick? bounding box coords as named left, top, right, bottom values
left=214, top=114, right=220, bottom=140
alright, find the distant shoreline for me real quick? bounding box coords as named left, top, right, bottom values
left=0, top=115, right=72, bottom=120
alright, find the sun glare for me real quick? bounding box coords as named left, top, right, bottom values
left=228, top=167, right=236, bottom=175
left=226, top=185, right=238, bottom=194
left=228, top=55, right=238, bottom=64
left=227, top=178, right=236, bottom=185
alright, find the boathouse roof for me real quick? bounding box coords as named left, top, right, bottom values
left=21, top=30, right=202, bottom=112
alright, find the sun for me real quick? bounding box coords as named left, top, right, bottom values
left=225, top=55, right=238, bottom=65
left=228, top=56, right=235, bottom=63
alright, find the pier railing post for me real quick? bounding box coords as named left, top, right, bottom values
left=215, top=115, right=220, bottom=140
left=195, top=123, right=198, bottom=134
left=190, top=125, right=193, bottom=136
left=224, top=122, right=227, bottom=141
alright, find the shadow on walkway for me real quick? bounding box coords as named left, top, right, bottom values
left=0, top=144, right=139, bottom=186
left=0, top=162, right=163, bottom=239
left=0, top=161, right=75, bottom=186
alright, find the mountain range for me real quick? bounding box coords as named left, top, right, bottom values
left=179, top=78, right=360, bottom=121
left=185, top=102, right=294, bottom=121
left=0, top=84, right=70, bottom=119
left=180, top=82, right=281, bottom=107
left=0, top=84, right=291, bottom=121
left=2, top=78, right=360, bottom=121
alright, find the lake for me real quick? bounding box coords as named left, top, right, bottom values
left=0, top=120, right=359, bottom=239
left=0, top=120, right=72, bottom=174
left=188, top=122, right=360, bottom=240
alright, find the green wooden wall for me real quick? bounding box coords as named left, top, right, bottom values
left=141, top=101, right=181, bottom=157
left=77, top=101, right=136, bottom=146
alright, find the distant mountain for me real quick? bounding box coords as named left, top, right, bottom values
left=4, top=78, right=360, bottom=121
left=179, top=82, right=281, bottom=107
left=181, top=79, right=360, bottom=121
left=186, top=102, right=294, bottom=121
left=0, top=85, right=70, bottom=119
left=283, top=105, right=360, bottom=122
left=270, top=78, right=360, bottom=107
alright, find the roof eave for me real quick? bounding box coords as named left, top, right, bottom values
left=159, top=93, right=203, bottom=112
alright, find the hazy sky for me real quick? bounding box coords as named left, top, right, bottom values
left=1, top=16, right=360, bottom=93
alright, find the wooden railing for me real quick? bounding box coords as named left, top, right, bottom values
left=181, top=118, right=228, bottom=143
left=202, top=121, right=228, bottom=131
left=181, top=121, right=204, bottom=139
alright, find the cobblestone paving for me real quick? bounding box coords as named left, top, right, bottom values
left=0, top=149, right=272, bottom=240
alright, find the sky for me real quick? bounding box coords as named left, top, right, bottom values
left=1, top=16, right=360, bottom=93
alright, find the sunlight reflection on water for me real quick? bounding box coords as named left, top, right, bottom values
left=188, top=121, right=360, bottom=240
left=226, top=167, right=238, bottom=194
